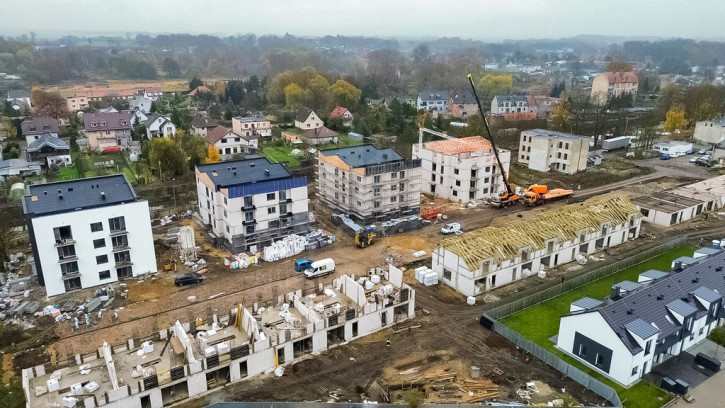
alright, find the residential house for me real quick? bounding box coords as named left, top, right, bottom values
left=188, top=85, right=212, bottom=96
left=129, top=95, right=153, bottom=114
left=412, top=136, right=510, bottom=202
left=448, top=91, right=478, bottom=119
left=527, top=95, right=560, bottom=119
left=22, top=175, right=157, bottom=296
left=191, top=114, right=219, bottom=137
left=21, top=116, right=59, bottom=145
left=143, top=113, right=176, bottom=139
left=301, top=126, right=338, bottom=145
left=294, top=108, right=322, bottom=130
left=206, top=126, right=258, bottom=159
left=556, top=248, right=725, bottom=386
left=0, top=159, right=41, bottom=180
left=591, top=72, right=638, bottom=104
left=694, top=118, right=725, bottom=146
left=282, top=131, right=302, bottom=144
left=331, top=106, right=354, bottom=126
left=433, top=195, right=641, bottom=297
left=74, top=88, right=137, bottom=102
left=7, top=90, right=31, bottom=109
left=317, top=145, right=422, bottom=225
left=84, top=112, right=134, bottom=151
left=490, top=95, right=529, bottom=115
left=232, top=115, right=271, bottom=138
left=195, top=158, right=310, bottom=253
left=66, top=95, right=89, bottom=112
left=26, top=135, right=71, bottom=168
left=416, top=91, right=449, bottom=113
left=143, top=87, right=162, bottom=101
left=519, top=129, right=589, bottom=174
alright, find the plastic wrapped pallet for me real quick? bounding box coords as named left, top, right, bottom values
left=423, top=271, right=438, bottom=286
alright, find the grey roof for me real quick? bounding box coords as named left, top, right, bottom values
left=451, top=92, right=476, bottom=105
left=625, top=318, right=660, bottom=339
left=695, top=247, right=721, bottom=257
left=21, top=117, right=59, bottom=136
left=196, top=157, right=292, bottom=189
left=7, top=90, right=30, bottom=99
left=673, top=256, right=698, bottom=266
left=26, top=135, right=70, bottom=153
left=418, top=91, right=449, bottom=101
left=521, top=128, right=589, bottom=141
left=632, top=192, right=705, bottom=215
left=84, top=112, right=133, bottom=132
left=235, top=115, right=269, bottom=123
left=295, top=108, right=315, bottom=123
left=639, top=269, right=669, bottom=280
left=691, top=286, right=722, bottom=304
left=613, top=280, right=642, bottom=292
left=192, top=114, right=218, bottom=129
left=571, top=297, right=603, bottom=310
left=582, top=251, right=725, bottom=355
left=320, top=145, right=404, bottom=168
left=494, top=94, right=528, bottom=106
left=23, top=175, right=137, bottom=217
left=666, top=298, right=698, bottom=317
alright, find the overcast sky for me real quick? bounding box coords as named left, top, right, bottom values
left=3, top=0, right=725, bottom=41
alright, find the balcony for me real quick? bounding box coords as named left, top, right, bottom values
left=58, top=255, right=78, bottom=263
left=242, top=203, right=255, bottom=211
left=112, top=244, right=130, bottom=253
left=280, top=212, right=293, bottom=218
left=54, top=238, right=76, bottom=247
left=61, top=271, right=81, bottom=280
left=242, top=219, right=256, bottom=226
left=115, top=260, right=133, bottom=268
left=109, top=228, right=128, bottom=237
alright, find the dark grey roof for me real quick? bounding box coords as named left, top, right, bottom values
left=295, top=108, right=315, bottom=123
left=673, top=256, right=698, bottom=266
left=695, top=247, right=721, bottom=257
left=583, top=251, right=725, bottom=354
left=23, top=175, right=137, bottom=217
left=639, top=269, right=669, bottom=280
left=418, top=91, right=450, bottom=101
left=571, top=297, right=603, bottom=310
left=84, top=112, right=133, bottom=132
left=625, top=318, right=660, bottom=339
left=196, top=157, right=292, bottom=188
left=666, top=298, right=698, bottom=317
left=26, top=135, right=70, bottom=153
left=320, top=145, right=404, bottom=168
left=691, top=286, right=722, bottom=304
left=494, top=95, right=528, bottom=106
left=522, top=129, right=588, bottom=141
left=192, top=114, right=218, bottom=129
left=613, top=280, right=642, bottom=292
left=21, top=117, right=59, bottom=136
left=7, top=90, right=30, bottom=99
left=451, top=92, right=476, bottom=104
left=235, top=115, right=269, bottom=123
left=633, top=192, right=705, bottom=214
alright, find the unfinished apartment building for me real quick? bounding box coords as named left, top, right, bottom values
left=195, top=157, right=310, bottom=253
left=317, top=145, right=422, bottom=224
left=518, top=129, right=589, bottom=175
left=412, top=136, right=510, bottom=203
left=633, top=175, right=725, bottom=227
left=23, top=267, right=415, bottom=408
left=432, top=195, right=641, bottom=297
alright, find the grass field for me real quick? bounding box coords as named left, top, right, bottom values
left=262, top=134, right=364, bottom=167
left=501, top=244, right=697, bottom=408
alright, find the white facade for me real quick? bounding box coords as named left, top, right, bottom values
left=232, top=116, right=271, bottom=138
left=694, top=119, right=725, bottom=145
left=145, top=115, right=176, bottom=139
left=210, top=129, right=258, bottom=159
left=416, top=91, right=449, bottom=113
left=129, top=96, right=153, bottom=114
left=653, top=141, right=692, bottom=155
left=519, top=129, right=589, bottom=175
left=491, top=95, right=529, bottom=115
left=412, top=136, right=510, bottom=202
left=29, top=200, right=157, bottom=297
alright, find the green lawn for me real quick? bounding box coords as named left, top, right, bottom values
left=57, top=166, right=79, bottom=180
left=501, top=244, right=697, bottom=408
left=263, top=146, right=301, bottom=167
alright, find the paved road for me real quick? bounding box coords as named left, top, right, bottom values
left=673, top=368, right=725, bottom=407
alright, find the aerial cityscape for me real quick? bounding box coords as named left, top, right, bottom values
left=2, top=1, right=725, bottom=408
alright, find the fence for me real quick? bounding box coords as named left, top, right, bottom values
left=206, top=404, right=535, bottom=408
left=481, top=237, right=690, bottom=408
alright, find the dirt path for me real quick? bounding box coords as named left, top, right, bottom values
left=2, top=353, right=14, bottom=384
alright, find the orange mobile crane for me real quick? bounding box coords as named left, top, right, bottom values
left=466, top=74, right=520, bottom=208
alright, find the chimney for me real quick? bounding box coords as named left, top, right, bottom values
left=611, top=286, right=621, bottom=299
left=674, top=261, right=683, bottom=272
left=265, top=169, right=270, bottom=177
left=101, top=192, right=106, bottom=200
left=58, top=194, right=63, bottom=200
left=383, top=153, right=388, bottom=160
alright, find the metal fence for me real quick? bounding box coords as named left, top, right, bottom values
left=481, top=237, right=690, bottom=408
left=206, top=404, right=535, bottom=408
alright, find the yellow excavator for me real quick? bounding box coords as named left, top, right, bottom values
left=354, top=228, right=377, bottom=248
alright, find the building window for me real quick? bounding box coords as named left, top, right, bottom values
left=357, top=201, right=361, bottom=207
left=61, top=261, right=79, bottom=276
left=374, top=175, right=381, bottom=183
left=455, top=180, right=461, bottom=187
left=112, top=235, right=128, bottom=249
left=356, top=176, right=361, bottom=182
left=244, top=196, right=252, bottom=208
left=391, top=172, right=397, bottom=179
left=114, top=250, right=131, bottom=264
left=223, top=197, right=228, bottom=205
left=96, top=255, right=108, bottom=265
left=391, top=196, right=397, bottom=203
left=267, top=193, right=275, bottom=201
left=595, top=353, right=604, bottom=367
left=269, top=220, right=280, bottom=229
left=400, top=171, right=405, bottom=178
left=246, top=225, right=255, bottom=234
left=108, top=216, right=126, bottom=233
left=90, top=222, right=103, bottom=232
left=224, top=210, right=227, bottom=218
left=268, top=207, right=276, bottom=214
left=374, top=201, right=380, bottom=208
left=631, top=366, right=638, bottom=376
left=454, top=169, right=459, bottom=175
left=644, top=340, right=652, bottom=355
left=374, top=187, right=381, bottom=197
left=577, top=344, right=587, bottom=357
left=432, top=163, right=437, bottom=171
left=245, top=211, right=254, bottom=221
left=93, top=239, right=106, bottom=249
left=99, top=270, right=111, bottom=280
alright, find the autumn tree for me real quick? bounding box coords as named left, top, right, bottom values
left=0, top=118, right=18, bottom=141
left=606, top=61, right=633, bottom=72
left=212, top=81, right=226, bottom=98
left=206, top=144, right=220, bottom=163
left=31, top=88, right=68, bottom=120
left=477, top=74, right=513, bottom=99
left=662, top=108, right=686, bottom=132
left=551, top=97, right=572, bottom=131
left=284, top=83, right=304, bottom=109
left=305, top=75, right=330, bottom=111
left=330, top=80, right=362, bottom=110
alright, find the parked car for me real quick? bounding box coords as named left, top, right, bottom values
left=698, top=149, right=709, bottom=154
left=295, top=258, right=313, bottom=272
left=175, top=272, right=204, bottom=286
left=690, top=156, right=700, bottom=163
left=696, top=159, right=709, bottom=167
left=660, top=154, right=672, bottom=160
left=304, top=258, right=335, bottom=278
left=686, top=149, right=696, bottom=155
left=441, top=222, right=462, bottom=234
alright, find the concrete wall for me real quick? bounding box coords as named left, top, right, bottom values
left=31, top=200, right=157, bottom=297
left=694, top=120, right=725, bottom=144
left=519, top=131, right=589, bottom=175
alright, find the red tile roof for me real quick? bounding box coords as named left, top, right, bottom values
left=423, top=136, right=492, bottom=155
left=145, top=87, right=162, bottom=94
left=189, top=86, right=211, bottom=96
left=331, top=106, right=349, bottom=117
left=603, top=71, right=638, bottom=84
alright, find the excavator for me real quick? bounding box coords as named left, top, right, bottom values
left=466, top=74, right=520, bottom=208
left=354, top=227, right=377, bottom=248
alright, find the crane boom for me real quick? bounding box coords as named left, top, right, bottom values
left=418, top=127, right=459, bottom=150
left=466, top=74, right=514, bottom=197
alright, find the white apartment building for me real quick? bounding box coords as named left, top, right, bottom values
left=195, top=158, right=310, bottom=254
left=412, top=136, right=510, bottom=202
left=432, top=195, right=641, bottom=297
left=232, top=115, right=271, bottom=138
left=416, top=91, right=449, bottom=113
left=519, top=129, right=589, bottom=175
left=556, top=248, right=725, bottom=386
left=490, top=95, right=529, bottom=115
left=22, top=266, right=415, bottom=408
left=22, top=175, right=157, bottom=297
left=317, top=145, right=422, bottom=225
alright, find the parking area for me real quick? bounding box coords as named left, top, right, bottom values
left=649, top=352, right=716, bottom=389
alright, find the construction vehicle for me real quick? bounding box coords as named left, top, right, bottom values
left=467, top=74, right=520, bottom=208
left=521, top=185, right=574, bottom=206
left=354, top=226, right=377, bottom=248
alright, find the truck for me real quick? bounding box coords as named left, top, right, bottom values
left=441, top=222, right=462, bottom=234
left=303, top=258, right=336, bottom=278
left=521, top=185, right=574, bottom=206
left=601, top=136, right=632, bottom=151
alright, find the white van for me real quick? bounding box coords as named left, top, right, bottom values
left=304, top=258, right=335, bottom=278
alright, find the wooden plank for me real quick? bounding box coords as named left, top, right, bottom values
left=170, top=336, right=185, bottom=354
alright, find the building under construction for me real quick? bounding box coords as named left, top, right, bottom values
left=22, top=267, right=415, bottom=408
left=432, top=195, right=641, bottom=297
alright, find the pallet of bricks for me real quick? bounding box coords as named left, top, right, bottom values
left=424, top=370, right=499, bottom=403
left=381, top=215, right=423, bottom=236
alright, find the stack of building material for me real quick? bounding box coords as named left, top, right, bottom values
left=262, top=235, right=307, bottom=262
left=381, top=216, right=423, bottom=235
left=331, top=213, right=363, bottom=237
left=304, top=229, right=334, bottom=250
left=414, top=266, right=438, bottom=286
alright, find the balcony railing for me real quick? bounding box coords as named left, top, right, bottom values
left=61, top=271, right=81, bottom=280
left=115, top=260, right=133, bottom=268
left=109, top=228, right=128, bottom=236
left=58, top=255, right=78, bottom=263
left=54, top=238, right=76, bottom=247
left=112, top=244, right=130, bottom=253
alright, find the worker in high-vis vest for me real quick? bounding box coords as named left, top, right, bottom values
left=386, top=339, right=391, bottom=348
